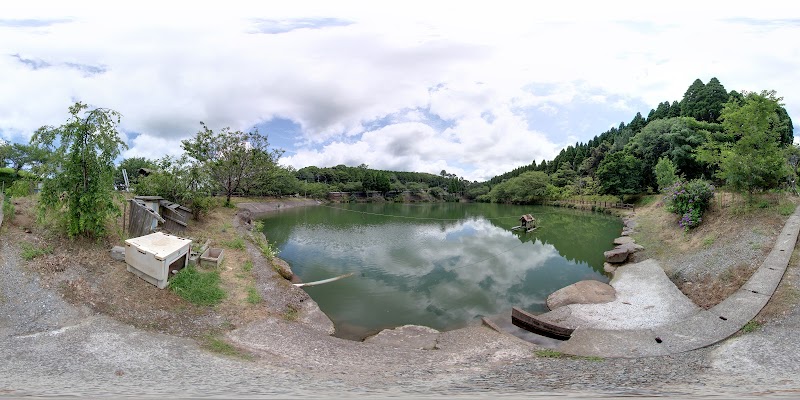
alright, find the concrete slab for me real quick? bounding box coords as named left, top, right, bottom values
left=513, top=207, right=800, bottom=358
left=653, top=310, right=738, bottom=353
left=710, top=289, right=770, bottom=326
left=552, top=260, right=699, bottom=330
left=557, top=328, right=669, bottom=358
left=363, top=325, right=440, bottom=350
left=741, top=265, right=787, bottom=294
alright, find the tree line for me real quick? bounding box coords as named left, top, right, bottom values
left=1, top=77, right=796, bottom=238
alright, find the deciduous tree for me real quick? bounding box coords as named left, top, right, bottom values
left=31, top=102, right=127, bottom=238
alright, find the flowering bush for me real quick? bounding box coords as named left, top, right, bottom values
left=665, top=179, right=715, bottom=231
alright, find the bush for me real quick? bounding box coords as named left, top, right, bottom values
left=665, top=179, right=715, bottom=231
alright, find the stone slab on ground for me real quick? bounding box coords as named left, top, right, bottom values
left=557, top=327, right=669, bottom=358
left=364, top=325, right=440, bottom=350
left=110, top=246, right=125, bottom=261
left=613, top=236, right=635, bottom=245
left=604, top=248, right=629, bottom=263
left=546, top=280, right=615, bottom=310
left=547, top=260, right=699, bottom=331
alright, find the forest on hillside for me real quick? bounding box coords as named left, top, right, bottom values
left=1, top=78, right=797, bottom=225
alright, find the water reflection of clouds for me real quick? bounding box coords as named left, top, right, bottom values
left=285, top=217, right=597, bottom=326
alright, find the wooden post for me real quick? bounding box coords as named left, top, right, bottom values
left=122, top=200, right=127, bottom=236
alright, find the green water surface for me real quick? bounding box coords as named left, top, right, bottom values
left=259, top=203, right=622, bottom=340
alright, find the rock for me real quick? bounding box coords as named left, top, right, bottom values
left=364, top=325, right=440, bottom=350
left=110, top=246, right=126, bottom=262
left=604, top=262, right=617, bottom=273
left=616, top=242, right=644, bottom=253
left=613, top=236, right=635, bottom=245
left=546, top=280, right=616, bottom=310
left=623, top=219, right=638, bottom=229
left=271, top=258, right=294, bottom=280
left=621, top=228, right=634, bottom=236
left=604, top=247, right=630, bottom=263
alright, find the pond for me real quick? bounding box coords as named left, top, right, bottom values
left=259, top=203, right=622, bottom=340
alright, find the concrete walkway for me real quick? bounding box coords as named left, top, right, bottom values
left=498, top=208, right=800, bottom=358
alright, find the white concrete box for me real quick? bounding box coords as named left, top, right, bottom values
left=125, top=232, right=192, bottom=289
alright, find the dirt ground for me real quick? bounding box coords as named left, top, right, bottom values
left=2, top=195, right=280, bottom=342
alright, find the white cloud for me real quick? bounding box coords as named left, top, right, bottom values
left=1, top=1, right=799, bottom=181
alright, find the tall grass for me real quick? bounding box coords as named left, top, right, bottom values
left=169, top=267, right=226, bottom=306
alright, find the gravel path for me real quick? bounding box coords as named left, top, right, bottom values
left=2, top=216, right=800, bottom=397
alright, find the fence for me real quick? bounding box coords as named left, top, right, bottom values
left=551, top=198, right=635, bottom=211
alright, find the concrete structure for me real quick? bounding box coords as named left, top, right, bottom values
left=124, top=232, right=192, bottom=289
left=489, top=208, right=800, bottom=358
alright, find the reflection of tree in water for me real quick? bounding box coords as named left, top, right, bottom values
left=500, top=208, right=621, bottom=272
left=260, top=203, right=620, bottom=337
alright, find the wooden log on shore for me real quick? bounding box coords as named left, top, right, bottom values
left=511, top=307, right=574, bottom=340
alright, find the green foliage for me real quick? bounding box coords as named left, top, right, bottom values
left=741, top=320, right=762, bottom=333
left=5, top=179, right=35, bottom=198
left=182, top=123, right=283, bottom=205
left=534, top=349, right=566, bottom=358
left=665, top=179, right=715, bottom=231
left=20, top=243, right=53, bottom=261
left=117, top=156, right=157, bottom=186
left=698, top=91, right=789, bottom=194
left=169, top=267, right=226, bottom=306
left=134, top=155, right=216, bottom=220
left=2, top=197, right=13, bottom=221
left=242, top=260, right=254, bottom=272
left=596, top=151, right=642, bottom=195
left=246, top=286, right=262, bottom=304
left=778, top=201, right=796, bottom=216
left=487, top=171, right=550, bottom=203
left=2, top=143, right=50, bottom=173
left=200, top=335, right=252, bottom=360
left=222, top=237, right=245, bottom=250
left=654, top=157, right=678, bottom=192
left=31, top=102, right=127, bottom=238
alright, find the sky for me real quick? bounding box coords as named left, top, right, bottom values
left=1, top=1, right=799, bottom=182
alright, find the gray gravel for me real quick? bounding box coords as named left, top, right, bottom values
left=3, top=222, right=800, bottom=397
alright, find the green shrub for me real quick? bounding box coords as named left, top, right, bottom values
left=5, top=179, right=35, bottom=198
left=169, top=267, right=226, bottom=306
left=2, top=198, right=14, bottom=222
left=665, top=179, right=715, bottom=232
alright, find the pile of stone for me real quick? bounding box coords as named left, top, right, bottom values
left=603, top=216, right=644, bottom=273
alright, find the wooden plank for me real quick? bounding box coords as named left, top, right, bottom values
left=511, top=307, right=574, bottom=340
left=164, top=214, right=188, bottom=227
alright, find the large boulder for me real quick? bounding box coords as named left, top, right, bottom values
left=364, top=325, right=440, bottom=350
left=547, top=280, right=616, bottom=310
left=604, top=247, right=630, bottom=263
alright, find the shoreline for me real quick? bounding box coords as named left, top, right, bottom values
left=233, top=199, right=625, bottom=345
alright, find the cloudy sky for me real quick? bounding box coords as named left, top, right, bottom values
left=1, top=1, right=799, bottom=181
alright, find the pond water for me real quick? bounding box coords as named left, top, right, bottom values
left=259, top=203, right=622, bottom=340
